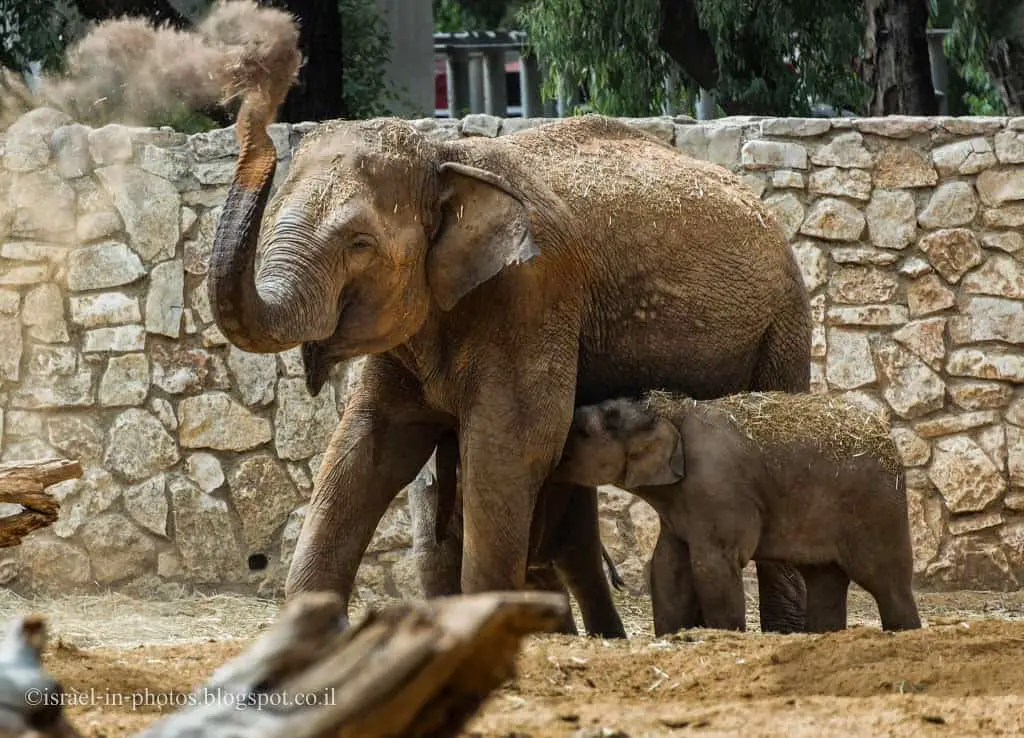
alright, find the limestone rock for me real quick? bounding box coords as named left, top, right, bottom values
left=950, top=296, right=1024, bottom=345
left=899, top=257, right=932, bottom=278
left=977, top=168, right=1024, bottom=207
left=961, top=254, right=1024, bottom=299
left=760, top=118, right=831, bottom=137
left=740, top=140, right=807, bottom=170
left=96, top=165, right=181, bottom=262
left=826, top=304, right=908, bottom=326
left=770, top=170, right=803, bottom=189
left=274, top=378, right=340, bottom=461
left=138, top=145, right=195, bottom=187
left=150, top=397, right=177, bottom=431
left=872, top=337, right=945, bottom=419
left=890, top=427, right=931, bottom=466
left=927, top=535, right=1017, bottom=590
left=949, top=381, right=1013, bottom=411
left=907, top=274, right=955, bottom=317
left=10, top=348, right=94, bottom=409
left=810, top=132, right=873, bottom=168
left=229, top=454, right=302, bottom=551
left=828, top=267, right=898, bottom=304
left=0, top=290, right=18, bottom=314
left=984, top=204, right=1024, bottom=228
left=18, top=535, right=90, bottom=590
left=185, top=452, right=224, bottom=493
left=278, top=347, right=305, bottom=377
left=66, top=242, right=145, bottom=291
left=461, top=114, right=501, bottom=137
left=918, top=229, right=984, bottom=283
left=913, top=410, right=1000, bottom=438
left=854, top=117, right=935, bottom=138
left=982, top=231, right=1023, bottom=254
left=917, top=182, right=978, bottom=229
left=22, top=283, right=67, bottom=343
left=179, top=392, right=272, bottom=451
left=169, top=474, right=246, bottom=584
left=674, top=123, right=742, bottom=167
left=82, top=325, right=146, bottom=353
left=825, top=329, right=876, bottom=390
left=799, top=198, right=865, bottom=241
left=977, top=423, right=1007, bottom=472
left=98, top=353, right=149, bottom=406
left=11, top=170, right=76, bottom=237
left=1006, top=424, right=1024, bottom=488
left=5, top=108, right=70, bottom=171
left=77, top=211, right=122, bottom=242
left=50, top=468, right=121, bottom=538
left=227, top=346, right=277, bottom=406
left=0, top=316, right=21, bottom=382
left=88, top=124, right=133, bottom=165
left=906, top=486, right=943, bottom=574
left=145, top=259, right=184, bottom=338
left=928, top=435, right=1006, bottom=513
left=891, top=317, right=946, bottom=370
left=947, top=348, right=1024, bottom=382
left=183, top=207, right=220, bottom=275
left=104, top=408, right=180, bottom=482
left=933, top=137, right=997, bottom=175
left=150, top=343, right=228, bottom=394
left=874, top=146, right=938, bottom=188
left=80, top=513, right=156, bottom=584
left=995, top=130, right=1024, bottom=164
left=47, top=415, right=104, bottom=463
left=52, top=124, right=93, bottom=179
left=124, top=475, right=168, bottom=537
left=808, top=167, right=871, bottom=200
left=763, top=193, right=804, bottom=240
left=790, top=241, right=828, bottom=292
left=69, top=292, right=141, bottom=327
left=0, top=265, right=49, bottom=287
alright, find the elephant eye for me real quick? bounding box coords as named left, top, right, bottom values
left=350, top=234, right=377, bottom=251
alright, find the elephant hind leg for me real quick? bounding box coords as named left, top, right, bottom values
left=750, top=307, right=812, bottom=394
left=756, top=561, right=806, bottom=633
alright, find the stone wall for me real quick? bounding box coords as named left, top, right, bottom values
left=1, top=108, right=1024, bottom=601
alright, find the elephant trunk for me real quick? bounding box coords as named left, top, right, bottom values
left=208, top=30, right=306, bottom=354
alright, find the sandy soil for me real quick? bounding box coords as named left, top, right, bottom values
left=7, top=582, right=1024, bottom=738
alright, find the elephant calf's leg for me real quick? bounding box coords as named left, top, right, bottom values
left=756, top=561, right=807, bottom=634
left=800, top=563, right=850, bottom=633
left=689, top=542, right=746, bottom=632
left=649, top=531, right=702, bottom=636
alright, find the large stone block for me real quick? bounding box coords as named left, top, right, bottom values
left=918, top=229, right=984, bottom=283
left=98, top=353, right=149, bottom=406
left=950, top=296, right=1024, bottom=345
left=828, top=267, right=898, bottom=304
left=103, top=408, right=180, bottom=482
left=918, top=182, right=978, bottom=229
left=227, top=346, right=277, bottom=406
left=825, top=329, right=876, bottom=390
left=763, top=193, right=805, bottom=240
left=810, top=132, right=873, bottom=168
left=800, top=198, right=865, bottom=242
left=874, top=146, right=938, bottom=188
left=67, top=242, right=146, bottom=291
left=178, top=392, right=272, bottom=451
left=229, top=454, right=302, bottom=551
left=961, top=255, right=1024, bottom=299
left=69, top=292, right=141, bottom=327
left=873, top=337, right=945, bottom=419
left=933, top=137, right=996, bottom=175
left=947, top=348, right=1024, bottom=382
left=740, top=140, right=807, bottom=170
left=168, top=474, right=246, bottom=584
left=907, top=274, right=955, bottom=317
left=96, top=165, right=181, bottom=262
left=928, top=435, right=1006, bottom=513
left=80, top=513, right=157, bottom=584
left=145, top=259, right=184, bottom=338
left=977, top=168, right=1024, bottom=207
left=274, top=378, right=340, bottom=461
left=808, top=167, right=871, bottom=200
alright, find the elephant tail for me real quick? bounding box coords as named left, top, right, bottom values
left=602, top=546, right=625, bottom=591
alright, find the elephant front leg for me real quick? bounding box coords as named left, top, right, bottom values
left=649, top=530, right=702, bottom=636
left=688, top=539, right=747, bottom=631
left=284, top=356, right=445, bottom=617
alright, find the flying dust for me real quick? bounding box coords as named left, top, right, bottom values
left=0, top=0, right=301, bottom=129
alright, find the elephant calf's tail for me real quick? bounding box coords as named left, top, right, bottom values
left=602, top=546, right=625, bottom=591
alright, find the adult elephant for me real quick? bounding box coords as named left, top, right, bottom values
left=208, top=59, right=812, bottom=632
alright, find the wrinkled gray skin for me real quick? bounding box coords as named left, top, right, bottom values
left=407, top=432, right=625, bottom=637
left=555, top=397, right=922, bottom=634
left=209, top=95, right=813, bottom=633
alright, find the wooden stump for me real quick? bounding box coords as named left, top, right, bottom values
left=1, top=591, right=568, bottom=738
left=0, top=458, right=82, bottom=548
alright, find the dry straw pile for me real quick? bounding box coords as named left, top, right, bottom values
left=645, top=390, right=902, bottom=475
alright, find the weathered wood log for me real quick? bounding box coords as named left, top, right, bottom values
left=138, top=591, right=567, bottom=738
left=0, top=613, right=81, bottom=738
left=0, top=458, right=82, bottom=548
left=0, top=591, right=567, bottom=738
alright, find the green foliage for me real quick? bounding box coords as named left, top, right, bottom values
left=340, top=0, right=396, bottom=118
left=519, top=0, right=670, bottom=116
left=0, top=0, right=77, bottom=73
left=434, top=0, right=522, bottom=31
left=696, top=0, right=867, bottom=115
left=518, top=0, right=868, bottom=117
left=943, top=0, right=1007, bottom=115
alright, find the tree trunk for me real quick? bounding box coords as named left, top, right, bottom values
left=0, top=458, right=82, bottom=548
left=0, top=592, right=567, bottom=738
left=269, top=0, right=346, bottom=123
left=986, top=3, right=1024, bottom=116
left=860, top=0, right=938, bottom=115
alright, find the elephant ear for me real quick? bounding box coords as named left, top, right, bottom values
left=623, top=419, right=687, bottom=489
left=427, top=161, right=540, bottom=311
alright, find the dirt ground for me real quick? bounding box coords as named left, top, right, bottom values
left=6, top=579, right=1024, bottom=738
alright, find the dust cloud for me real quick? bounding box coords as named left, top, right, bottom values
left=0, top=0, right=300, bottom=129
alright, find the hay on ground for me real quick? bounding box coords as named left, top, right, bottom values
left=644, top=390, right=902, bottom=475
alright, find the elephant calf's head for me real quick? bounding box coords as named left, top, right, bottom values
left=557, top=398, right=686, bottom=489
left=210, top=96, right=540, bottom=380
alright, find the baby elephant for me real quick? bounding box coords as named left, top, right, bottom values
left=555, top=390, right=922, bottom=634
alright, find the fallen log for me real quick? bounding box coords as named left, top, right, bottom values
left=0, top=458, right=82, bottom=548
left=1, top=591, right=568, bottom=738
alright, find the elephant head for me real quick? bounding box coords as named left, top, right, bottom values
left=209, top=64, right=540, bottom=371
left=557, top=398, right=686, bottom=489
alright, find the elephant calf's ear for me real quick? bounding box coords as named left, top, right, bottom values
left=623, top=421, right=686, bottom=488
left=427, top=162, right=539, bottom=311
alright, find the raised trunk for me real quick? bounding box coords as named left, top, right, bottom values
left=860, top=0, right=939, bottom=115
